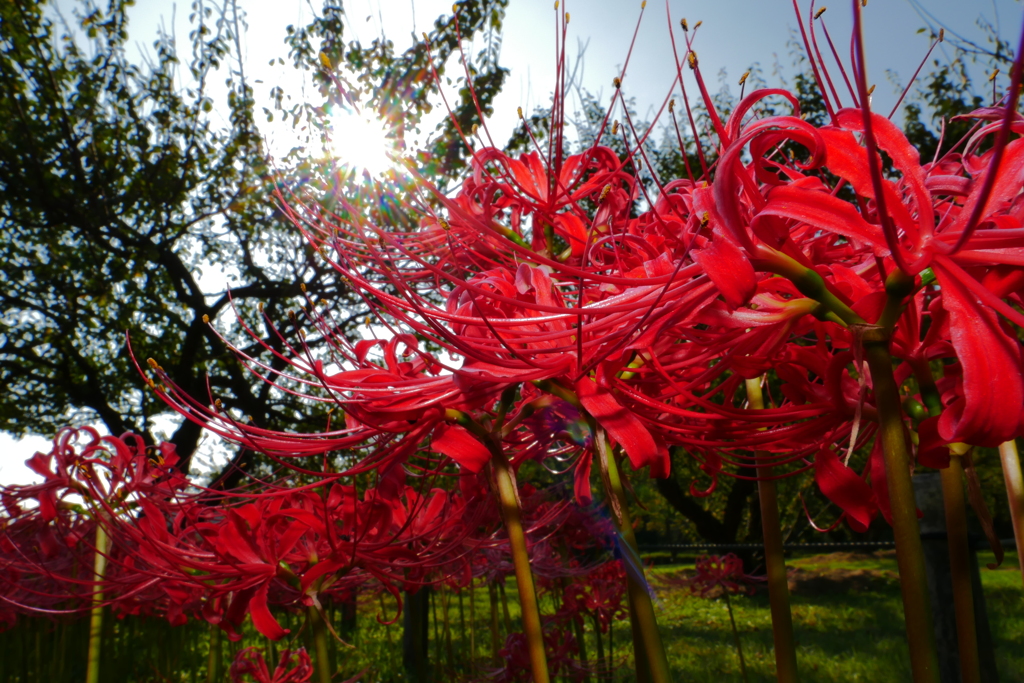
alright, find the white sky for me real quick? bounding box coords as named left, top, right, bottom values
left=3, top=0, right=1021, bottom=486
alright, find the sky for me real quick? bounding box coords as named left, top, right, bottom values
left=114, top=0, right=1022, bottom=160
left=2, top=0, right=1021, bottom=486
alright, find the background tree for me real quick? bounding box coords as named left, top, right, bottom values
left=0, top=0, right=508, bottom=476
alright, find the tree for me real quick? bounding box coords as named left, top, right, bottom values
left=0, top=0, right=509, bottom=475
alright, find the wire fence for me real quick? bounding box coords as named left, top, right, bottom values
left=639, top=536, right=1017, bottom=554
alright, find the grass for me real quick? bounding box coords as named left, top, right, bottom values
left=2, top=551, right=1021, bottom=681
left=648, top=549, right=1023, bottom=683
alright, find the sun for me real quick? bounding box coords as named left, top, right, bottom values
left=328, top=108, right=395, bottom=176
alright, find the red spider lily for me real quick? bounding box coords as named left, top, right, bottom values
left=0, top=425, right=509, bottom=641
left=106, top=3, right=1023, bottom=680
left=559, top=561, right=628, bottom=636
left=709, top=101, right=1024, bottom=449
left=489, top=625, right=586, bottom=683
left=680, top=554, right=764, bottom=599
left=118, top=480, right=487, bottom=640
left=230, top=647, right=313, bottom=683
left=0, top=429, right=194, bottom=619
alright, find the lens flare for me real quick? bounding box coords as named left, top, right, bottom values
left=328, top=108, right=394, bottom=176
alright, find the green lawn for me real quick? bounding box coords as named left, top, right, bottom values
left=3, top=551, right=1021, bottom=681
left=339, top=550, right=1023, bottom=681
left=647, top=550, right=1023, bottom=683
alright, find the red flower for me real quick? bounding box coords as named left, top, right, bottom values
left=684, top=554, right=763, bottom=598
left=230, top=647, right=313, bottom=683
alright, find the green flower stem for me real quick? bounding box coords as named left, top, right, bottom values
left=596, top=430, right=673, bottom=683
left=488, top=581, right=501, bottom=664
left=85, top=522, right=109, bottom=683
left=763, top=251, right=938, bottom=682
left=863, top=337, right=940, bottom=683
left=441, top=586, right=454, bottom=670
left=591, top=612, right=606, bottom=664
left=877, top=269, right=916, bottom=332
left=468, top=582, right=476, bottom=658
left=205, top=622, right=221, bottom=683
left=447, top=407, right=551, bottom=682
left=723, top=591, right=750, bottom=683
left=940, top=456, right=982, bottom=683
left=997, top=440, right=1024, bottom=589
left=745, top=378, right=799, bottom=683
left=629, top=600, right=652, bottom=683
left=915, top=367, right=981, bottom=683
left=754, top=245, right=864, bottom=327
left=491, top=449, right=551, bottom=683
left=444, top=409, right=548, bottom=679
left=307, top=604, right=333, bottom=683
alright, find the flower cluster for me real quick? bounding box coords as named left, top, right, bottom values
left=5, top=2, right=1024, bottom=680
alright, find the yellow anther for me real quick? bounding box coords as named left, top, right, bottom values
left=989, top=69, right=999, bottom=82
left=517, top=106, right=524, bottom=118
left=938, top=28, right=944, bottom=42
left=258, top=302, right=264, bottom=313
left=681, top=18, right=688, bottom=31
left=214, top=399, right=223, bottom=412
left=814, top=7, right=826, bottom=19
left=554, top=1, right=558, bottom=8
left=687, top=51, right=698, bottom=69
left=298, top=328, right=305, bottom=339
left=611, top=121, right=619, bottom=135
left=694, top=20, right=702, bottom=29
left=867, top=84, right=876, bottom=96
left=472, top=123, right=479, bottom=136
left=147, top=358, right=159, bottom=369
left=565, top=12, right=569, bottom=23
left=439, top=218, right=451, bottom=230
left=700, top=211, right=710, bottom=228
left=668, top=99, right=675, bottom=112
left=300, top=282, right=306, bottom=293
left=613, top=76, right=622, bottom=89
left=317, top=52, right=332, bottom=70
left=641, top=1, right=646, bottom=8
left=423, top=32, right=429, bottom=42
left=599, top=185, right=612, bottom=202
left=202, top=314, right=210, bottom=324
left=452, top=3, right=458, bottom=13
left=739, top=71, right=750, bottom=86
